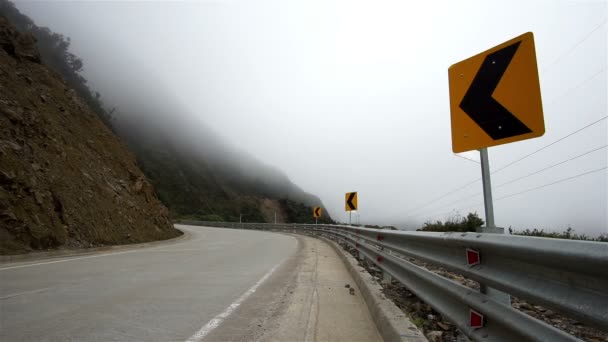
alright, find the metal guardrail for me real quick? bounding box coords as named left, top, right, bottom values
left=177, top=221, right=608, bottom=342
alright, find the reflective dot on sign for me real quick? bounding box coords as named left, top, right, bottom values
left=492, top=60, right=496, bottom=64
left=498, top=126, right=502, bottom=130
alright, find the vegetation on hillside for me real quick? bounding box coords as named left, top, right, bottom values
left=418, top=212, right=485, bottom=232
left=350, top=224, right=398, bottom=230
left=0, top=16, right=180, bottom=254
left=417, top=211, right=606, bottom=242
left=509, top=227, right=608, bottom=242
left=0, top=0, right=113, bottom=127
left=1, top=1, right=332, bottom=224
left=279, top=199, right=334, bottom=224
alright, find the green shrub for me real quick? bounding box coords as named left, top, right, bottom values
left=510, top=226, right=607, bottom=242
left=418, top=212, right=484, bottom=232
left=198, top=214, right=225, bottom=222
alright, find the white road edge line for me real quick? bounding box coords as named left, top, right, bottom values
left=185, top=263, right=282, bottom=342
left=0, top=250, right=137, bottom=271
left=0, top=242, right=197, bottom=271
left=0, top=287, right=51, bottom=300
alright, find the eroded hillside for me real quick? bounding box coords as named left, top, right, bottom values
left=0, top=17, right=181, bottom=254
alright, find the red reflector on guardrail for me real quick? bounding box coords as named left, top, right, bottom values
left=377, top=234, right=384, bottom=241
left=377, top=256, right=383, bottom=263
left=466, top=248, right=480, bottom=266
left=470, top=309, right=484, bottom=329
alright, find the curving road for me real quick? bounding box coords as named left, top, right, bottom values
left=0, top=225, right=297, bottom=341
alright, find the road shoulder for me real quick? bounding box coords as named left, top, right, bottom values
left=204, top=234, right=383, bottom=342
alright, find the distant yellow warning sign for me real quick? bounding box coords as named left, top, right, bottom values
left=345, top=192, right=358, bottom=211
left=313, top=206, right=322, bottom=218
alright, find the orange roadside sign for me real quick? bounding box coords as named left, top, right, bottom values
left=345, top=192, right=357, bottom=211
left=448, top=32, right=545, bottom=153
left=313, top=206, right=322, bottom=218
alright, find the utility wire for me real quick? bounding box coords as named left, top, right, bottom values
left=403, top=177, right=481, bottom=216
left=404, top=116, right=607, bottom=216
left=453, top=153, right=480, bottom=164
left=545, top=67, right=606, bottom=108
left=492, top=116, right=607, bottom=175
left=495, top=145, right=608, bottom=189
left=543, top=19, right=607, bottom=71
left=418, top=190, right=483, bottom=217
left=428, top=166, right=607, bottom=222
left=495, top=166, right=607, bottom=201
left=413, top=145, right=608, bottom=217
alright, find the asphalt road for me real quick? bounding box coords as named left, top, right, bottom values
left=0, top=225, right=297, bottom=342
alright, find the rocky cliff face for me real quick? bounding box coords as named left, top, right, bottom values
left=0, top=17, right=181, bottom=255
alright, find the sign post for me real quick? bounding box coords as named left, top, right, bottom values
left=449, top=32, right=545, bottom=305
left=480, top=148, right=495, bottom=228
left=478, top=148, right=510, bottom=303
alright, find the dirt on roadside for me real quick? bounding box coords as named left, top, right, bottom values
left=259, top=198, right=287, bottom=224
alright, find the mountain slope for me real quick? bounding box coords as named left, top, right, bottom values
left=1, top=1, right=334, bottom=225
left=0, top=16, right=181, bottom=254
left=116, top=115, right=332, bottom=223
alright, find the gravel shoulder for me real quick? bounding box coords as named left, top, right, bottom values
left=340, top=244, right=607, bottom=342
left=203, top=234, right=384, bottom=342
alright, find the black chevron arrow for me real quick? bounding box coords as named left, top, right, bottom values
left=459, top=41, right=532, bottom=140
left=346, top=193, right=356, bottom=210
left=315, top=207, right=321, bottom=216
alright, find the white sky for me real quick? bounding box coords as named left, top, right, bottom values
left=15, top=0, right=607, bottom=235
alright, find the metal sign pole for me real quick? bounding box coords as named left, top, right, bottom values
left=315, top=217, right=318, bottom=225
left=479, top=147, right=510, bottom=305
left=349, top=211, right=352, bottom=225
left=480, top=148, right=495, bottom=228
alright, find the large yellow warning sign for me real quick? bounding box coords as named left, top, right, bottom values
left=448, top=32, right=545, bottom=153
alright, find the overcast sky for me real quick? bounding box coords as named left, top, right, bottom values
left=15, top=0, right=607, bottom=235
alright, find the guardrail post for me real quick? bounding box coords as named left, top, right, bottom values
left=358, top=251, right=365, bottom=261
left=356, top=238, right=365, bottom=261
left=382, top=271, right=392, bottom=285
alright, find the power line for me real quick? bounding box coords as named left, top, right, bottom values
left=492, top=116, right=607, bottom=175
left=404, top=177, right=481, bottom=216
left=545, top=67, right=607, bottom=108
left=495, top=166, right=607, bottom=202
left=426, top=166, right=607, bottom=222
left=405, top=116, right=607, bottom=216
left=418, top=190, right=483, bottom=217
left=495, top=145, right=608, bottom=189
left=544, top=19, right=607, bottom=71
left=453, top=153, right=480, bottom=164
left=413, top=145, right=608, bottom=218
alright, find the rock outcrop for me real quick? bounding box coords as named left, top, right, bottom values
left=0, top=16, right=181, bottom=254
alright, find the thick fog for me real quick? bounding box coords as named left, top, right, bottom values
left=15, top=0, right=607, bottom=235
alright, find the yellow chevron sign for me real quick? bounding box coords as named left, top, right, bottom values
left=345, top=192, right=358, bottom=211
left=313, top=206, right=322, bottom=218
left=448, top=32, right=544, bottom=152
